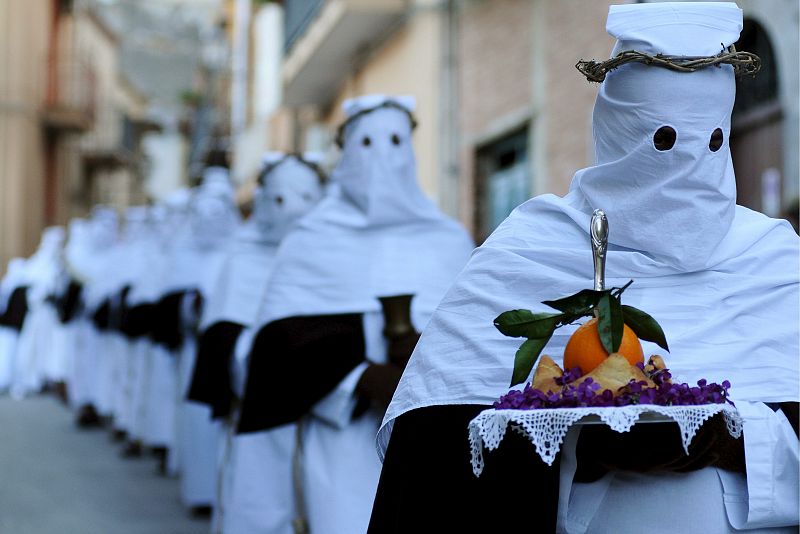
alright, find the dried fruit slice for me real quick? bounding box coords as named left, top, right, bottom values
left=532, top=355, right=563, bottom=394
left=573, top=353, right=654, bottom=393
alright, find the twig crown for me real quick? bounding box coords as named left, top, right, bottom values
left=576, top=46, right=761, bottom=83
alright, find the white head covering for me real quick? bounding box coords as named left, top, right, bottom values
left=88, top=206, right=119, bottom=251
left=334, top=95, right=444, bottom=227
left=252, top=151, right=326, bottom=244
left=106, top=206, right=155, bottom=303
left=257, top=94, right=474, bottom=324
left=64, top=218, right=91, bottom=281
left=159, top=188, right=192, bottom=251
left=23, top=227, right=65, bottom=302
left=379, top=2, right=799, bottom=458
left=0, top=258, right=27, bottom=315
left=190, top=167, right=241, bottom=250
left=158, top=172, right=239, bottom=299
left=199, top=153, right=327, bottom=329
left=80, top=207, right=120, bottom=310
left=573, top=2, right=741, bottom=272
left=126, top=206, right=174, bottom=306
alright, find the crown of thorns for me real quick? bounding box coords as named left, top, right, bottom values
left=576, top=45, right=761, bottom=83
left=258, top=153, right=328, bottom=185
left=335, top=100, right=418, bottom=148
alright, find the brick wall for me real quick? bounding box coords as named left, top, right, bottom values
left=457, top=0, right=617, bottom=237
left=543, top=1, right=616, bottom=195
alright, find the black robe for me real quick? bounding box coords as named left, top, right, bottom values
left=91, top=298, right=112, bottom=332
left=368, top=404, right=561, bottom=533
left=55, top=279, right=83, bottom=324
left=120, top=301, right=156, bottom=340
left=236, top=313, right=366, bottom=434
left=149, top=291, right=189, bottom=352
left=0, top=286, right=29, bottom=331
left=186, top=320, right=244, bottom=419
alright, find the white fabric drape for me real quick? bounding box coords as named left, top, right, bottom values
left=252, top=95, right=474, bottom=534
left=382, top=3, right=798, bottom=531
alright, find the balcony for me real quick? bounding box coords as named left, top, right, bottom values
left=282, top=0, right=407, bottom=106
left=41, top=59, right=95, bottom=133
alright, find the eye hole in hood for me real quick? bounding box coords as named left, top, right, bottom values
left=709, top=128, right=724, bottom=152
left=653, top=125, right=676, bottom=151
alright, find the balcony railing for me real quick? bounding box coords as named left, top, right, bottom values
left=281, top=0, right=407, bottom=106
left=284, top=0, right=325, bottom=53
left=42, top=58, right=96, bottom=133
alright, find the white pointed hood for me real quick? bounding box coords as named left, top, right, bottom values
left=571, top=2, right=742, bottom=272
left=190, top=166, right=241, bottom=251
left=252, top=151, right=326, bottom=244
left=159, top=172, right=240, bottom=299
left=23, top=227, right=65, bottom=303
left=334, top=95, right=444, bottom=227
left=80, top=206, right=120, bottom=309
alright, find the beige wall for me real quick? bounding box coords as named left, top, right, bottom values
left=328, top=4, right=442, bottom=197
left=0, top=0, right=52, bottom=269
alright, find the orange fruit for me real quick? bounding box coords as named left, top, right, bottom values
left=563, top=317, right=643, bottom=374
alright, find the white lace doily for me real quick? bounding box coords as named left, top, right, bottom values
left=468, top=403, right=742, bottom=476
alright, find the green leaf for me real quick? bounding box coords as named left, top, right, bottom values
left=494, top=310, right=562, bottom=339
left=621, top=305, right=670, bottom=352
left=597, top=292, right=624, bottom=353
left=510, top=337, right=550, bottom=387
left=542, top=289, right=607, bottom=315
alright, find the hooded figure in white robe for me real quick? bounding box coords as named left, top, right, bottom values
left=371, top=3, right=799, bottom=533
left=41, top=232, right=82, bottom=389
left=141, top=189, right=192, bottom=469
left=116, top=206, right=171, bottom=454
left=237, top=95, right=474, bottom=534
left=106, top=206, right=156, bottom=442
left=78, top=206, right=120, bottom=418
left=169, top=162, right=241, bottom=510
left=0, top=258, right=29, bottom=391
left=11, top=227, right=65, bottom=397
left=58, top=219, right=91, bottom=411
left=63, top=215, right=108, bottom=424
left=186, top=151, right=327, bottom=534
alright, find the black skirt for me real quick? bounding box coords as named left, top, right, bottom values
left=368, top=404, right=560, bottom=533
left=237, top=313, right=366, bottom=434
left=186, top=320, right=244, bottom=419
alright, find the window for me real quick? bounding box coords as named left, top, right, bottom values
left=733, top=19, right=779, bottom=118
left=730, top=18, right=785, bottom=218
left=474, top=127, right=530, bottom=242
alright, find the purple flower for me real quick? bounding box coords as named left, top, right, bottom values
left=555, top=366, right=583, bottom=386
left=494, top=376, right=735, bottom=410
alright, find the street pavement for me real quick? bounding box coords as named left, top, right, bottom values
left=0, top=394, right=210, bottom=534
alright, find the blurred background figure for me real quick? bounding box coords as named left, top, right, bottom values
left=236, top=94, right=475, bottom=533
left=0, top=258, right=30, bottom=392
left=10, top=227, right=65, bottom=399
left=175, top=150, right=241, bottom=515
left=66, top=205, right=118, bottom=427
left=187, top=150, right=326, bottom=533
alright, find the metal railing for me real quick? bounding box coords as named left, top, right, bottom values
left=44, top=56, right=96, bottom=130
left=283, top=0, right=325, bottom=54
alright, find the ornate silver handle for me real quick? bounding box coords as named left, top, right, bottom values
left=591, top=209, right=608, bottom=292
